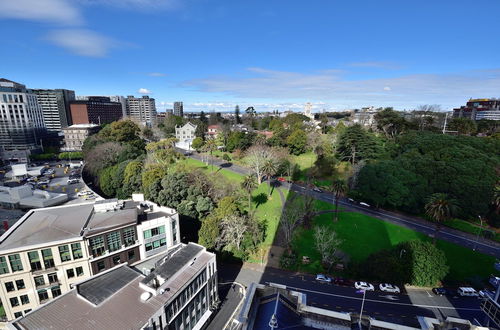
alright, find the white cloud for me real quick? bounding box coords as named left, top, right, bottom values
left=348, top=61, right=401, bottom=70
left=148, top=72, right=166, bottom=77
left=45, top=29, right=116, bottom=57
left=138, top=88, right=152, bottom=94
left=0, top=0, right=83, bottom=25
left=383, top=86, right=391, bottom=91
left=79, top=0, right=180, bottom=10
left=184, top=67, right=500, bottom=109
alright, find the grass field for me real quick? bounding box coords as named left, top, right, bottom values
left=444, top=218, right=499, bottom=242
left=183, top=157, right=245, bottom=183
left=291, top=201, right=497, bottom=283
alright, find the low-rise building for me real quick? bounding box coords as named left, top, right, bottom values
left=175, top=122, right=197, bottom=150
left=206, top=124, right=221, bottom=138
left=0, top=185, right=67, bottom=209
left=0, top=196, right=180, bottom=321
left=61, top=124, right=100, bottom=152
left=8, top=242, right=218, bottom=330
left=453, top=98, right=500, bottom=121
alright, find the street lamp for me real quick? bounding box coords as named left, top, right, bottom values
left=473, top=216, right=484, bottom=251
left=358, top=289, right=367, bottom=328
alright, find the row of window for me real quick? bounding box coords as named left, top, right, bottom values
left=143, top=225, right=165, bottom=239
left=37, top=285, right=61, bottom=303
left=2, top=94, right=24, bottom=103
left=89, top=227, right=136, bottom=257
left=95, top=249, right=136, bottom=273
left=13, top=309, right=31, bottom=319
left=166, top=269, right=207, bottom=322
left=168, top=287, right=208, bottom=330
left=9, top=294, right=29, bottom=308
left=0, top=243, right=83, bottom=275
left=4, top=279, right=25, bottom=292
left=145, top=238, right=167, bottom=252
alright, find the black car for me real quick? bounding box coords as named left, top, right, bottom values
left=333, top=277, right=352, bottom=286
left=432, top=287, right=448, bottom=295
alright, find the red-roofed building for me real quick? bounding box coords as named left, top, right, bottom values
left=206, top=125, right=221, bottom=138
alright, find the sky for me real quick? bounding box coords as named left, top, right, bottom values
left=1, top=0, right=500, bottom=113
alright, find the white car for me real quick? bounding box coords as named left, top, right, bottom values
left=359, top=202, right=371, bottom=208
left=355, top=281, right=375, bottom=291
left=77, top=190, right=92, bottom=197
left=379, top=283, right=400, bottom=293
left=37, top=179, right=50, bottom=185
left=315, top=274, right=332, bottom=283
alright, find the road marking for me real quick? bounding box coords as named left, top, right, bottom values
left=281, top=284, right=482, bottom=311
left=426, top=291, right=432, bottom=298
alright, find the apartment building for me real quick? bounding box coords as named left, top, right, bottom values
left=9, top=243, right=218, bottom=330
left=126, top=95, right=157, bottom=126
left=453, top=98, right=500, bottom=121
left=0, top=196, right=180, bottom=321
left=30, top=89, right=75, bottom=131
left=174, top=101, right=184, bottom=117
left=175, top=122, right=197, bottom=150
left=69, top=97, right=123, bottom=125
left=61, top=124, right=100, bottom=151
left=0, top=79, right=45, bottom=153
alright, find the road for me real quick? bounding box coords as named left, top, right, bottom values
left=182, top=150, right=500, bottom=258
left=216, top=263, right=485, bottom=328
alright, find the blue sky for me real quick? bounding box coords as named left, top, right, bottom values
left=1, top=0, right=500, bottom=112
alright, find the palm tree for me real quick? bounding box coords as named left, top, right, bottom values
left=205, top=139, right=217, bottom=171
left=241, top=175, right=258, bottom=210
left=331, top=179, right=347, bottom=222
left=425, top=193, right=458, bottom=245
left=493, top=185, right=500, bottom=214
left=262, top=159, right=277, bottom=197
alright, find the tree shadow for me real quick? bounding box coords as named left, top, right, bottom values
left=179, top=214, right=201, bottom=244
left=253, top=193, right=268, bottom=208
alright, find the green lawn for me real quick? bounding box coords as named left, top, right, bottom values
left=291, top=201, right=497, bottom=283
left=444, top=218, right=499, bottom=243
left=252, top=184, right=288, bottom=247
left=183, top=158, right=245, bottom=183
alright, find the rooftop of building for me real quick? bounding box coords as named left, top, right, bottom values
left=11, top=243, right=213, bottom=330
left=63, top=124, right=100, bottom=129
left=0, top=198, right=173, bottom=253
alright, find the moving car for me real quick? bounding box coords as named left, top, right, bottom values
left=359, top=202, right=371, bottom=208
left=315, top=274, right=332, bottom=283
left=312, top=187, right=323, bottom=193
left=379, top=283, right=400, bottom=293
left=432, top=287, right=448, bottom=296
left=457, top=287, right=478, bottom=297
left=354, top=281, right=374, bottom=291
left=479, top=290, right=495, bottom=298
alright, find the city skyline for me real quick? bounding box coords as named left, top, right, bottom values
left=1, top=0, right=500, bottom=112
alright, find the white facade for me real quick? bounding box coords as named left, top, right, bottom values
left=304, top=102, right=314, bottom=120
left=62, top=124, right=100, bottom=151
left=31, top=89, right=75, bottom=131
left=126, top=96, right=157, bottom=126
left=0, top=79, right=45, bottom=151
left=175, top=122, right=197, bottom=150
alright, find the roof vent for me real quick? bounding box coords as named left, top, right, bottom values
left=140, top=292, right=152, bottom=302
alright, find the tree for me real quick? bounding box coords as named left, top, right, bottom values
left=449, top=117, right=477, bottom=135
left=374, top=108, right=408, bottom=139
left=204, top=138, right=217, bottom=171
left=493, top=185, right=500, bottom=214
left=219, top=215, right=248, bottom=250
left=245, top=106, right=256, bottom=117
left=198, top=215, right=220, bottom=250
left=241, top=175, right=258, bottom=210
left=84, top=142, right=126, bottom=179
left=262, top=159, right=277, bottom=196
left=145, top=138, right=180, bottom=166
left=122, top=160, right=143, bottom=196
left=331, top=179, right=347, bottom=222
left=425, top=193, right=459, bottom=244
left=286, top=129, right=308, bottom=155
left=337, top=124, right=381, bottom=164
left=314, top=225, right=343, bottom=271
left=279, top=199, right=306, bottom=252
left=245, top=145, right=276, bottom=184
left=234, top=105, right=242, bottom=124
left=100, top=120, right=141, bottom=143
left=191, top=137, right=204, bottom=151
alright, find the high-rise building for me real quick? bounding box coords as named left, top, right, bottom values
left=30, top=89, right=75, bottom=131
left=453, top=98, right=500, bottom=121
left=173, top=102, right=184, bottom=117
left=0, top=79, right=45, bottom=153
left=125, top=96, right=157, bottom=126
left=0, top=196, right=181, bottom=321
left=76, top=95, right=127, bottom=118
left=69, top=97, right=123, bottom=125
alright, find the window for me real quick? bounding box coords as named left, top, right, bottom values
left=16, top=279, right=25, bottom=290
left=145, top=242, right=153, bottom=251
left=20, top=295, right=29, bottom=305
left=112, top=255, right=121, bottom=265
left=28, top=251, right=42, bottom=271
left=89, top=236, right=105, bottom=257
left=58, top=245, right=71, bottom=262
left=14, top=312, right=23, bottom=319
left=76, top=266, right=84, bottom=277
left=0, top=256, right=9, bottom=274
left=143, top=229, right=152, bottom=239
left=34, top=276, right=45, bottom=287
left=66, top=269, right=75, bottom=278
left=151, top=227, right=159, bottom=236
left=9, top=254, right=23, bottom=272
left=127, top=250, right=136, bottom=261
left=160, top=238, right=167, bottom=247
left=5, top=281, right=15, bottom=292
left=41, top=249, right=54, bottom=269
left=123, top=227, right=136, bottom=246
left=38, top=289, right=48, bottom=302
left=10, top=297, right=19, bottom=307
left=71, top=243, right=82, bottom=259
left=106, top=231, right=122, bottom=252
left=48, top=273, right=58, bottom=284
left=51, top=286, right=61, bottom=298
left=97, top=261, right=105, bottom=272
left=24, top=309, right=31, bottom=314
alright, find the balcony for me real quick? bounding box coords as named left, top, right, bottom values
left=36, top=281, right=60, bottom=290
left=31, top=266, right=57, bottom=275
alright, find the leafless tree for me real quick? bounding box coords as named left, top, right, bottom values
left=245, top=145, right=276, bottom=184
left=219, top=215, right=248, bottom=250
left=279, top=200, right=306, bottom=251
left=84, top=142, right=125, bottom=179
left=314, top=225, right=343, bottom=270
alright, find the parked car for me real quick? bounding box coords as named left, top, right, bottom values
left=457, top=287, right=479, bottom=297
left=26, top=176, right=37, bottom=182
left=479, top=290, right=495, bottom=298
left=347, top=198, right=355, bottom=203
left=379, top=283, right=400, bottom=293
left=77, top=190, right=92, bottom=197
left=333, top=277, right=352, bottom=286
left=432, top=287, right=449, bottom=296
left=359, top=202, right=371, bottom=208
left=354, top=282, right=374, bottom=291
left=312, top=187, right=323, bottom=193
left=67, top=178, right=80, bottom=184
left=277, top=177, right=286, bottom=182
left=315, top=274, right=332, bottom=283
left=45, top=168, right=55, bottom=175
left=37, top=178, right=50, bottom=185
